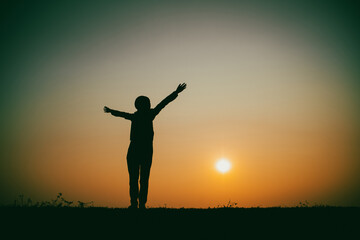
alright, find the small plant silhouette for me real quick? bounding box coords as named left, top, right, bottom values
left=13, top=194, right=33, bottom=207
left=296, top=200, right=332, bottom=208
left=217, top=200, right=238, bottom=208
left=12, top=193, right=93, bottom=208
left=297, top=200, right=310, bottom=208
left=77, top=200, right=94, bottom=208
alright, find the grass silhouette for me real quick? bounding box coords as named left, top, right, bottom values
left=11, top=193, right=93, bottom=208
left=1, top=193, right=358, bottom=238
left=8, top=193, right=338, bottom=209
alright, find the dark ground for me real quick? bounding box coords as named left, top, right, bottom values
left=1, top=206, right=358, bottom=239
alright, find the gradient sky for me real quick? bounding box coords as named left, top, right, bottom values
left=1, top=0, right=360, bottom=208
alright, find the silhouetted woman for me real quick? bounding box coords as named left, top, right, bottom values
left=104, top=83, right=187, bottom=209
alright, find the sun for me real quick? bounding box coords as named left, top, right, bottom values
left=215, top=158, right=231, bottom=173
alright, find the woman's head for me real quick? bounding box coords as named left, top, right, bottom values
left=135, top=96, right=151, bottom=111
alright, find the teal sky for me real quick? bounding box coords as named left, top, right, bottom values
left=1, top=0, right=360, bottom=207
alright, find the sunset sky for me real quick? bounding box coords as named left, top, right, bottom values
left=1, top=0, right=359, bottom=208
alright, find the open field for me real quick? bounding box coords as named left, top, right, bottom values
left=1, top=206, right=358, bottom=238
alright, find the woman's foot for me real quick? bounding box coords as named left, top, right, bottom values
left=128, top=204, right=138, bottom=209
